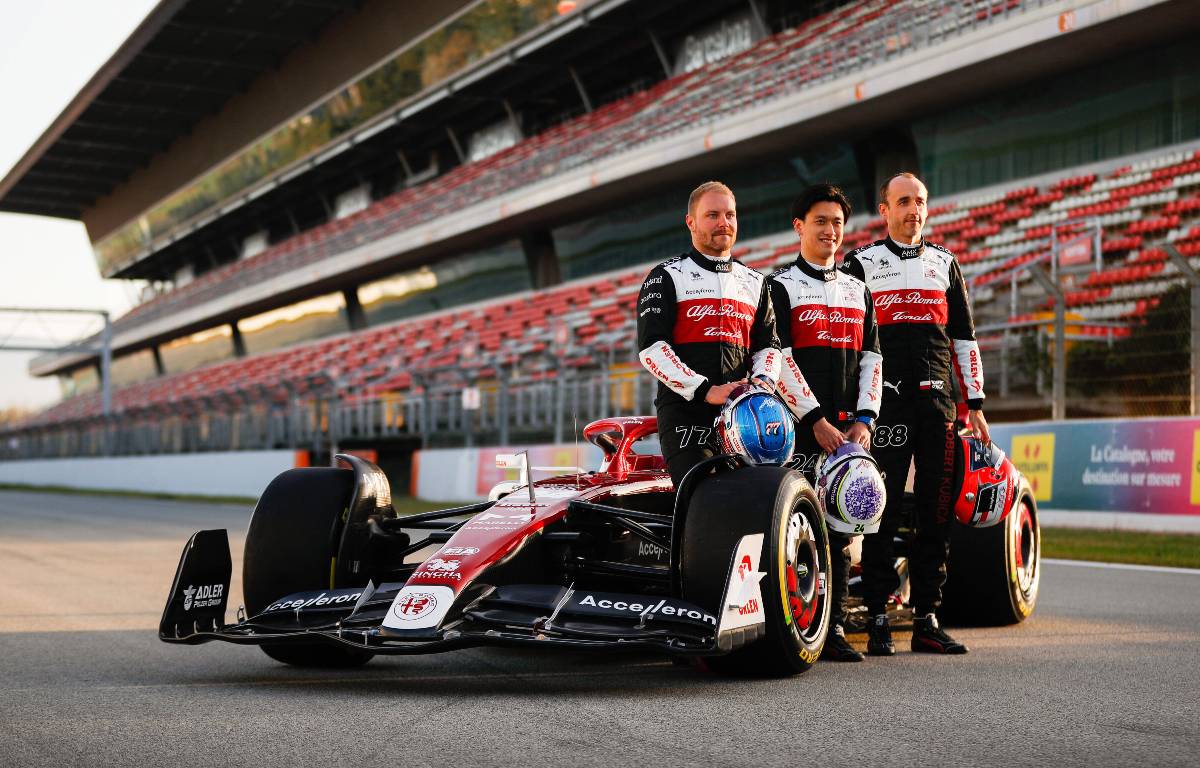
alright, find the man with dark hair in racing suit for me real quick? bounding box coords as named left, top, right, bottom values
left=841, top=172, right=991, bottom=656
left=637, top=181, right=781, bottom=489
left=770, top=183, right=882, bottom=662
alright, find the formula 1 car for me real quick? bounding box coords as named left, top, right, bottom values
left=161, top=416, right=833, bottom=676
left=160, top=415, right=1040, bottom=675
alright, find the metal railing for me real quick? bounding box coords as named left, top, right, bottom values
left=0, top=368, right=662, bottom=460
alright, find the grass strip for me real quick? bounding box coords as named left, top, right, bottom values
left=1041, top=526, right=1200, bottom=569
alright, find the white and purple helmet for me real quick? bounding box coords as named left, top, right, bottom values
left=815, top=443, right=887, bottom=535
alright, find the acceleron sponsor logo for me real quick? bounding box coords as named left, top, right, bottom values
left=637, top=541, right=667, bottom=561
left=182, top=584, right=224, bottom=611
left=265, top=591, right=362, bottom=612
left=576, top=594, right=716, bottom=625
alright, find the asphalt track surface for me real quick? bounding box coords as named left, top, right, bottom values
left=1, top=489, right=1197, bottom=768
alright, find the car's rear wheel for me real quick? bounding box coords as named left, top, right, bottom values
left=243, top=467, right=375, bottom=667
left=681, top=465, right=830, bottom=676
left=943, top=479, right=1040, bottom=625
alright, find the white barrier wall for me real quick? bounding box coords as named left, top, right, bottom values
left=413, top=442, right=604, bottom=501
left=0, top=450, right=302, bottom=497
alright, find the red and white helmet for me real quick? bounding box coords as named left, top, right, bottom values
left=954, top=437, right=1019, bottom=527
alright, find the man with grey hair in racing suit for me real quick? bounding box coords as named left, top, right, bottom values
left=771, top=183, right=883, bottom=662
left=637, top=181, right=781, bottom=489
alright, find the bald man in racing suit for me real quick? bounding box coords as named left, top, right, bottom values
left=637, top=181, right=781, bottom=489
left=771, top=183, right=882, bottom=662
left=841, top=172, right=990, bottom=656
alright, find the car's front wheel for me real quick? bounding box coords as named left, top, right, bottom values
left=243, top=467, right=375, bottom=667
left=681, top=465, right=831, bottom=676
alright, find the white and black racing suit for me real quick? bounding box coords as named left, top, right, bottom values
left=769, top=256, right=882, bottom=628
left=637, top=249, right=781, bottom=487
left=840, top=238, right=985, bottom=617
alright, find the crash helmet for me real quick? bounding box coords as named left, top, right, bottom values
left=815, top=442, right=887, bottom=535
left=954, top=437, right=1018, bottom=527
left=714, top=385, right=795, bottom=466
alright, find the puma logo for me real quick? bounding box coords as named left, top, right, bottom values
left=883, top=380, right=901, bottom=394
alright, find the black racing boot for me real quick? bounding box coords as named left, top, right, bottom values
left=866, top=613, right=895, bottom=656
left=911, top=613, right=969, bottom=654
left=820, top=625, right=864, bottom=662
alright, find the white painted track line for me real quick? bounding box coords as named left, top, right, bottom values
left=1044, top=558, right=1200, bottom=575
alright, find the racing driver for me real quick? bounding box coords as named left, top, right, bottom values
left=841, top=172, right=990, bottom=656
left=769, top=183, right=882, bottom=662
left=637, top=181, right=781, bottom=489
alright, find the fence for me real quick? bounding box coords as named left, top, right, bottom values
left=0, top=367, right=663, bottom=460
left=972, top=244, right=1198, bottom=421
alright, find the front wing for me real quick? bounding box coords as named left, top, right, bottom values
left=159, top=530, right=761, bottom=656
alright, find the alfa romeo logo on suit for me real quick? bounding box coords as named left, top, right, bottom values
left=393, top=592, right=438, bottom=620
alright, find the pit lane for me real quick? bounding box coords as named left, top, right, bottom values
left=1, top=489, right=1197, bottom=767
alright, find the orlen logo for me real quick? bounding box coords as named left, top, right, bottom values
left=643, top=356, right=684, bottom=390
left=968, top=348, right=982, bottom=392
left=393, top=592, right=438, bottom=621
left=764, top=421, right=782, bottom=436
left=441, top=547, right=479, bottom=556
left=738, top=598, right=761, bottom=616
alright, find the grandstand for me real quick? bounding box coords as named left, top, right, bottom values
left=2, top=0, right=1197, bottom=472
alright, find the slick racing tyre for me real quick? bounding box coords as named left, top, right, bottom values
left=942, top=477, right=1040, bottom=625
left=681, top=465, right=830, bottom=677
left=243, top=467, right=375, bottom=667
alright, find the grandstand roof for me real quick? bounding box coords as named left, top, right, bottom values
left=0, top=0, right=361, bottom=220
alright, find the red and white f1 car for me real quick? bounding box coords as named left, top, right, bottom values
left=160, top=416, right=1039, bottom=676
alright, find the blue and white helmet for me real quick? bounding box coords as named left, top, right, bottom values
left=816, top=443, right=887, bottom=535
left=715, top=386, right=795, bottom=466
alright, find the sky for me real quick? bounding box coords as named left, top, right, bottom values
left=0, top=0, right=159, bottom=410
